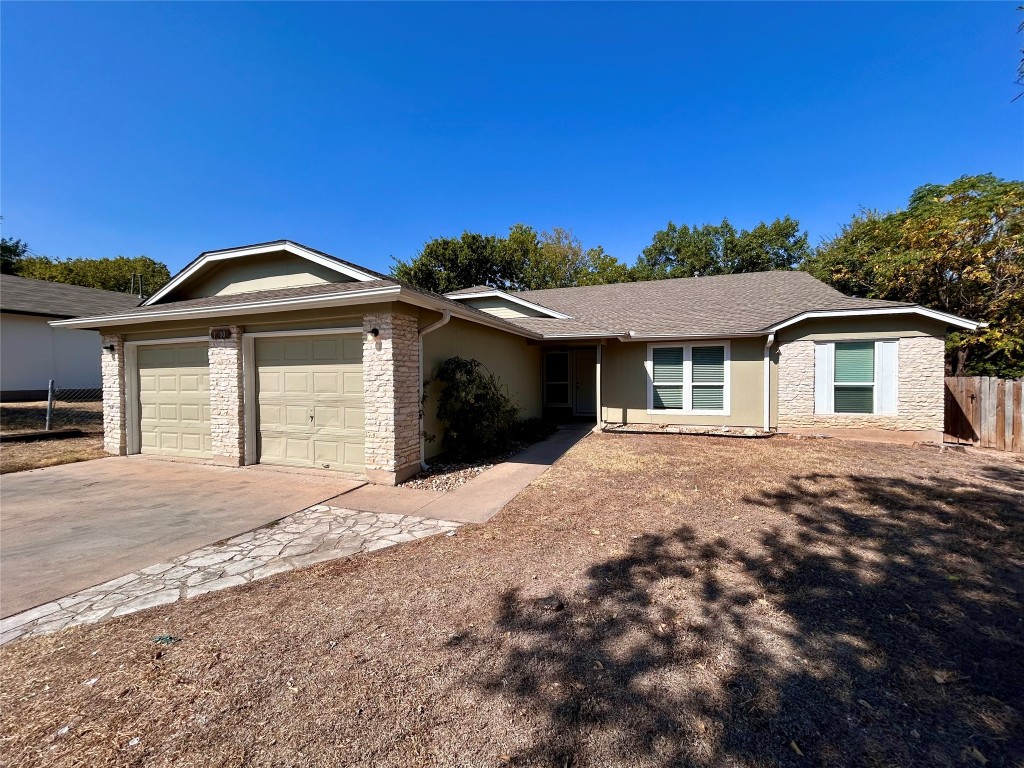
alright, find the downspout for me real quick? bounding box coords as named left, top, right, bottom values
left=593, top=343, right=603, bottom=433
left=763, top=332, right=775, bottom=433
left=418, top=310, right=451, bottom=471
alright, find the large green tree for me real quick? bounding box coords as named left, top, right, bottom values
left=392, top=225, right=630, bottom=292
left=633, top=216, right=810, bottom=280
left=0, top=237, right=171, bottom=299
left=804, top=174, right=1024, bottom=377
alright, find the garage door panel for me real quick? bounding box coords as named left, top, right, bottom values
left=343, top=406, right=364, bottom=430
left=255, top=334, right=364, bottom=473
left=137, top=342, right=212, bottom=459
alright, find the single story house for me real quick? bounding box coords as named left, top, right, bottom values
left=53, top=240, right=981, bottom=483
left=1, top=274, right=141, bottom=400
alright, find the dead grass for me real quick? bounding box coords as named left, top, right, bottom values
left=0, top=434, right=1022, bottom=767
left=1, top=401, right=103, bottom=435
left=0, top=436, right=106, bottom=474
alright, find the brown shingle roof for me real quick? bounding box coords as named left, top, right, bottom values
left=0, top=274, right=142, bottom=318
left=79, top=279, right=399, bottom=318
left=511, top=271, right=913, bottom=337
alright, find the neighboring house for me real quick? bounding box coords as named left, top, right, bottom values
left=0, top=275, right=141, bottom=400
left=53, top=240, right=981, bottom=484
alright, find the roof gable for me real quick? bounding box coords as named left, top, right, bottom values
left=145, top=241, right=383, bottom=306
left=443, top=288, right=570, bottom=319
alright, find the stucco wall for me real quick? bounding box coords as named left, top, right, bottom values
left=421, top=317, right=542, bottom=459
left=600, top=337, right=767, bottom=428
left=1, top=312, right=105, bottom=394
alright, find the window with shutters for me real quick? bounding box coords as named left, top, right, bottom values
left=813, top=340, right=898, bottom=415
left=647, top=342, right=730, bottom=414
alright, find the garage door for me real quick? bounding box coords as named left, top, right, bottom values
left=138, top=343, right=212, bottom=458
left=255, top=334, right=364, bottom=473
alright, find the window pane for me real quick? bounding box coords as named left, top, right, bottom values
left=545, top=353, right=569, bottom=382
left=652, top=347, right=685, bottom=384
left=692, top=346, right=725, bottom=383
left=653, top=385, right=684, bottom=410
left=835, top=342, right=874, bottom=383
left=692, top=385, right=724, bottom=410
left=834, top=386, right=874, bottom=413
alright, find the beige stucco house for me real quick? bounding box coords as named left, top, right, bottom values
left=53, top=240, right=981, bottom=483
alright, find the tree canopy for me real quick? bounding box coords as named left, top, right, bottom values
left=804, top=174, right=1024, bottom=377
left=1, top=238, right=171, bottom=299
left=391, top=225, right=631, bottom=293
left=633, top=216, right=811, bottom=281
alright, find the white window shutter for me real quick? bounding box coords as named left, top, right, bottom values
left=814, top=343, right=833, bottom=414
left=876, top=340, right=898, bottom=414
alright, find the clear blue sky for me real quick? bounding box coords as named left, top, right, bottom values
left=2, top=2, right=1021, bottom=275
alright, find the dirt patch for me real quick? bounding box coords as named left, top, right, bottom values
left=0, top=436, right=106, bottom=474
left=1, top=400, right=103, bottom=436
left=1, top=435, right=1021, bottom=767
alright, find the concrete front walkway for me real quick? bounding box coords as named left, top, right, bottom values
left=0, top=505, right=459, bottom=645
left=0, top=457, right=361, bottom=617
left=329, top=425, right=592, bottom=523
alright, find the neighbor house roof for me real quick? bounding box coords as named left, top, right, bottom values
left=0, top=274, right=141, bottom=318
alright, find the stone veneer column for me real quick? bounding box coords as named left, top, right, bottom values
left=100, top=334, right=127, bottom=455
left=208, top=325, right=244, bottom=466
left=363, top=311, right=421, bottom=484
left=778, top=334, right=945, bottom=434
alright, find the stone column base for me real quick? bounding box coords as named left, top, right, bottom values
left=365, top=461, right=420, bottom=486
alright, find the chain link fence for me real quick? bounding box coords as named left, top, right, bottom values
left=0, top=382, right=104, bottom=435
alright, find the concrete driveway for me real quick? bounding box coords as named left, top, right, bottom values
left=0, top=457, right=362, bottom=617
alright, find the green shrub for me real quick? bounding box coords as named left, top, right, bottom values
left=428, top=357, right=520, bottom=460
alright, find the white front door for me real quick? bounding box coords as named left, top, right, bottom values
left=573, top=349, right=597, bottom=416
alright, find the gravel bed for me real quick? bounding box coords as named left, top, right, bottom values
left=401, top=444, right=526, bottom=492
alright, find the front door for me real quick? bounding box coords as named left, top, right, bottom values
left=572, top=348, right=597, bottom=416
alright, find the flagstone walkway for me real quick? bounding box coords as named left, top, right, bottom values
left=0, top=505, right=459, bottom=646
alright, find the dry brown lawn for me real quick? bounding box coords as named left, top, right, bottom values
left=0, top=436, right=106, bottom=474
left=1, top=434, right=1022, bottom=767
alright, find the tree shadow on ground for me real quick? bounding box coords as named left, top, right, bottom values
left=451, top=463, right=1024, bottom=767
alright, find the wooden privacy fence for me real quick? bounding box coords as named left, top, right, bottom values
left=944, top=377, right=1023, bottom=453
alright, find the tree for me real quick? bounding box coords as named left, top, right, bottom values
left=0, top=236, right=171, bottom=299
left=391, top=231, right=514, bottom=294
left=805, top=174, right=1024, bottom=377
left=392, top=225, right=630, bottom=292
left=1, top=237, right=28, bottom=274
left=633, top=216, right=810, bottom=280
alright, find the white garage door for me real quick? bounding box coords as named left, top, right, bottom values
left=255, top=334, right=364, bottom=473
left=138, top=343, right=212, bottom=458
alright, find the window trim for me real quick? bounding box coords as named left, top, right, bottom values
left=814, top=339, right=899, bottom=416
left=645, top=341, right=731, bottom=416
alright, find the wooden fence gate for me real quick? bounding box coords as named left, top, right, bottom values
left=944, top=376, right=1023, bottom=453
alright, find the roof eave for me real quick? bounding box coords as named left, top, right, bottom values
left=765, top=306, right=984, bottom=333
left=50, top=285, right=404, bottom=329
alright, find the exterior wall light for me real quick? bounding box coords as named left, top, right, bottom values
left=368, top=328, right=379, bottom=341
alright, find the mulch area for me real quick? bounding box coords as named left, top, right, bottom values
left=1, top=434, right=1022, bottom=767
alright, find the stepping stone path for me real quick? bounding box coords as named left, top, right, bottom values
left=0, top=506, right=460, bottom=646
